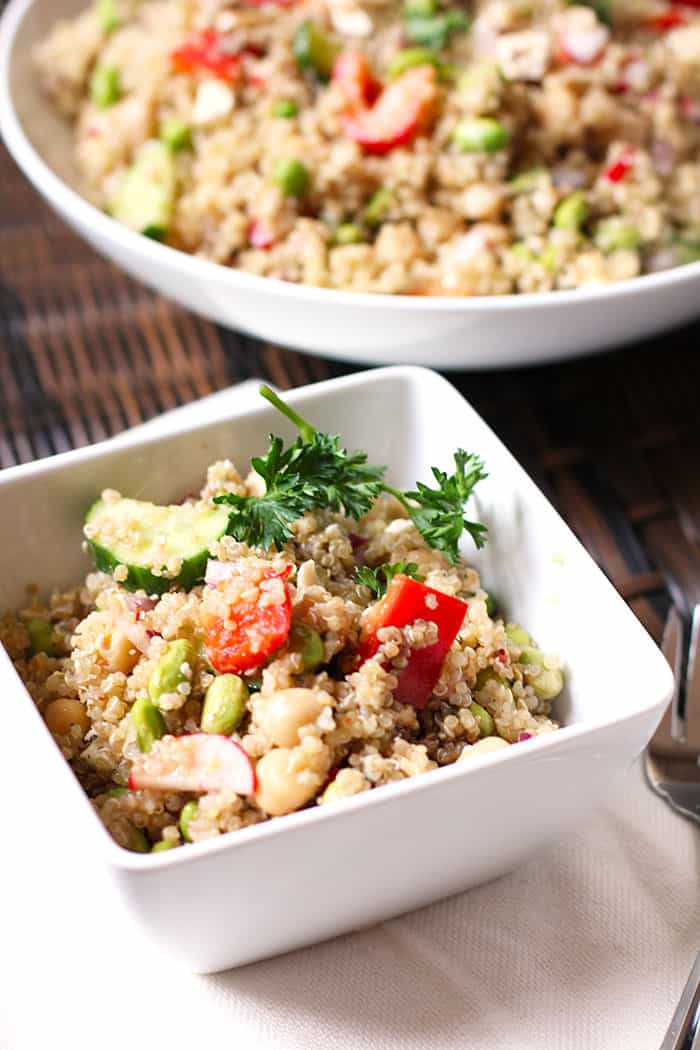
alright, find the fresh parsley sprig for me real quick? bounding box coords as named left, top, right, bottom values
left=356, top=561, right=424, bottom=599
left=214, top=387, right=385, bottom=550
left=384, top=450, right=488, bottom=562
left=215, top=387, right=488, bottom=561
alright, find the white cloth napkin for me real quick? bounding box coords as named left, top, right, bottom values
left=1, top=382, right=698, bottom=1050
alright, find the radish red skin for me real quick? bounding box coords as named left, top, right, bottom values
left=359, top=575, right=468, bottom=708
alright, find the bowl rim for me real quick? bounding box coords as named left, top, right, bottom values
left=0, top=364, right=674, bottom=872
left=2, top=0, right=700, bottom=315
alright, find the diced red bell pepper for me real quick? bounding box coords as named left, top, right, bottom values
left=203, top=567, right=292, bottom=674
left=643, top=8, right=687, bottom=30
left=342, top=65, right=439, bottom=156
left=603, top=147, right=636, bottom=183
left=359, top=574, right=468, bottom=708
left=171, top=30, right=243, bottom=81
left=332, top=51, right=380, bottom=110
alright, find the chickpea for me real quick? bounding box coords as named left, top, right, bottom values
left=254, top=688, right=331, bottom=749
left=458, top=736, right=509, bottom=761
left=105, top=630, right=139, bottom=674
left=255, top=748, right=324, bottom=816
left=44, top=698, right=90, bottom=737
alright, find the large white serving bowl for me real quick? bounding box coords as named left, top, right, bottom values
left=2, top=0, right=700, bottom=370
left=0, top=366, right=673, bottom=972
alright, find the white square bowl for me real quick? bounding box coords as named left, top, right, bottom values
left=0, top=366, right=672, bottom=973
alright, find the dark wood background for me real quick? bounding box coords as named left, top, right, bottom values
left=3, top=139, right=700, bottom=643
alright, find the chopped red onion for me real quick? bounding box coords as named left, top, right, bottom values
left=552, top=165, right=588, bottom=191
left=646, top=247, right=679, bottom=273
left=125, top=594, right=158, bottom=613
left=651, top=140, right=675, bottom=175
left=518, top=731, right=534, bottom=742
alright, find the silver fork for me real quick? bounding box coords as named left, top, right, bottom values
left=644, top=604, right=700, bottom=825
left=642, top=558, right=700, bottom=1048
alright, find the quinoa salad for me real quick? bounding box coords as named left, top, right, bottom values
left=1, top=389, right=562, bottom=854
left=35, top=0, right=700, bottom=295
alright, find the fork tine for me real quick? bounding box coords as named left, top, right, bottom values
left=650, top=608, right=698, bottom=759
left=683, top=605, right=700, bottom=747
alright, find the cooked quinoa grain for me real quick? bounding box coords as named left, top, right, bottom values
left=2, top=460, right=561, bottom=853
left=33, top=0, right=700, bottom=295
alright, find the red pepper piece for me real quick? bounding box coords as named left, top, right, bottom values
left=203, top=567, right=292, bottom=674
left=642, top=7, right=687, bottom=30
left=359, top=575, right=468, bottom=708
left=332, top=51, right=381, bottom=110
left=342, top=65, right=439, bottom=156
left=604, top=147, right=636, bottom=183
left=171, top=30, right=243, bottom=81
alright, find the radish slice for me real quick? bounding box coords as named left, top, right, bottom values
left=559, top=24, right=609, bottom=65
left=129, top=734, right=257, bottom=794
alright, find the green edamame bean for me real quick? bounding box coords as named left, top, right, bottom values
left=271, top=99, right=299, bottom=118
left=457, top=62, right=501, bottom=96
left=201, top=674, right=249, bottom=735
left=160, top=118, right=192, bottom=152
left=90, top=65, right=121, bottom=109
left=554, top=192, right=588, bottom=231
left=131, top=697, right=166, bottom=753
left=26, top=617, right=54, bottom=656
left=179, top=800, right=198, bottom=842
left=505, top=623, right=531, bottom=648
left=404, top=0, right=437, bottom=16
left=152, top=839, right=178, bottom=853
left=509, top=168, right=546, bottom=194
left=149, top=639, right=193, bottom=702
left=388, top=47, right=442, bottom=80
left=594, top=217, right=641, bottom=253
left=290, top=623, right=325, bottom=671
left=364, top=188, right=394, bottom=227
left=335, top=223, right=364, bottom=245
left=97, top=0, right=120, bottom=32
left=530, top=667, right=564, bottom=701
left=293, top=19, right=339, bottom=81
left=539, top=244, right=559, bottom=273
left=272, top=158, right=309, bottom=198
left=483, top=591, right=496, bottom=617
left=469, top=701, right=494, bottom=737
left=106, top=786, right=129, bottom=798
left=475, top=669, right=513, bottom=705
left=510, top=243, right=536, bottom=263
left=124, top=823, right=150, bottom=853
left=453, top=117, right=508, bottom=153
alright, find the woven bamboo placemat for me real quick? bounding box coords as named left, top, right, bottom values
left=3, top=139, right=699, bottom=643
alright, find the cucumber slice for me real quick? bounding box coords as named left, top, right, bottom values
left=85, top=496, right=230, bottom=594
left=111, top=140, right=176, bottom=240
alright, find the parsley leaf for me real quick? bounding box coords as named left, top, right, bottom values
left=389, top=450, right=488, bottom=563
left=356, top=560, right=424, bottom=599
left=214, top=390, right=385, bottom=551
left=215, top=389, right=488, bottom=560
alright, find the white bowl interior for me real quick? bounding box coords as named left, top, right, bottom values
left=1, top=367, right=671, bottom=734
